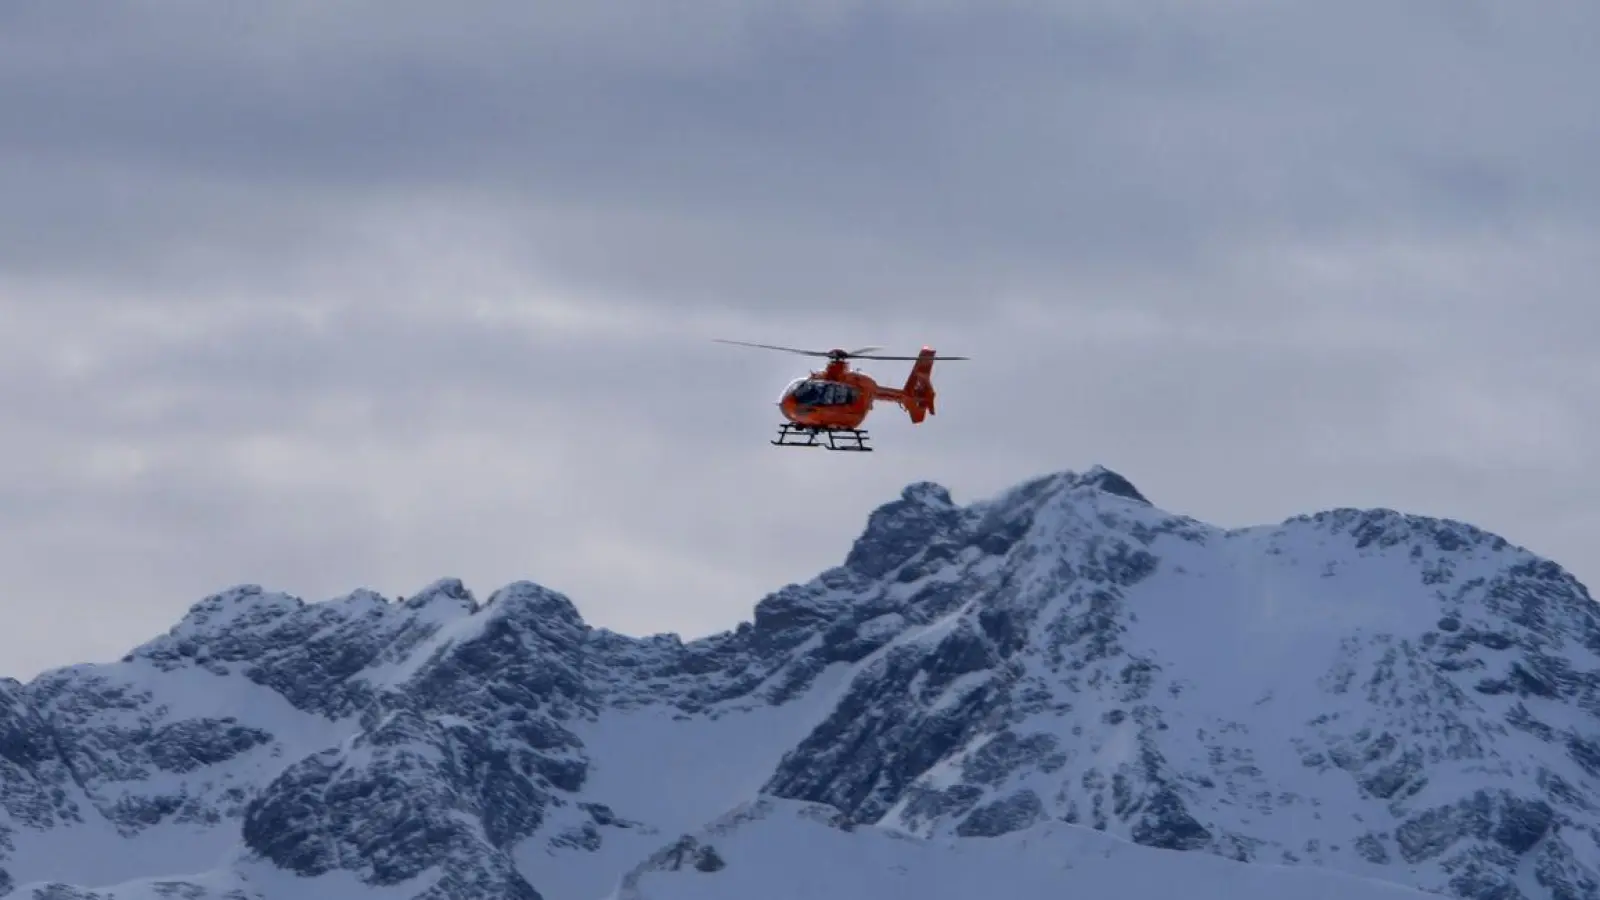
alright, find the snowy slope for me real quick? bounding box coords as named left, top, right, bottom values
left=3, top=465, right=1598, bottom=900
left=609, top=796, right=1439, bottom=900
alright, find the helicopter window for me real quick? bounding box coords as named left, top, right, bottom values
left=790, top=381, right=818, bottom=405
left=790, top=380, right=856, bottom=406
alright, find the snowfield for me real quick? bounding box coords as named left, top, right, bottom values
left=609, top=796, right=1439, bottom=900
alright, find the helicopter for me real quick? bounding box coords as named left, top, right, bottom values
left=714, top=338, right=968, bottom=451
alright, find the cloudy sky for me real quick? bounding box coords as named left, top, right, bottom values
left=2, top=1, right=1597, bottom=680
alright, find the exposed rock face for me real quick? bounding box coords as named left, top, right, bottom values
left=3, top=465, right=1599, bottom=900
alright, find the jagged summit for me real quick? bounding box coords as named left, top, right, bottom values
left=403, top=576, right=480, bottom=612
left=113, top=463, right=1551, bottom=675
left=4, top=464, right=1598, bottom=900
left=1039, top=463, right=1151, bottom=505
left=125, top=465, right=1155, bottom=664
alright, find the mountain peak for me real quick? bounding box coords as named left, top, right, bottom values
left=402, top=576, right=479, bottom=612
left=483, top=580, right=590, bottom=642
left=900, top=480, right=955, bottom=507
left=1075, top=464, right=1149, bottom=504
left=165, top=583, right=305, bottom=640
left=1016, top=464, right=1150, bottom=506
left=844, top=481, right=966, bottom=580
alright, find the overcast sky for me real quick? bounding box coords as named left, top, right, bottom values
left=2, top=1, right=1597, bottom=681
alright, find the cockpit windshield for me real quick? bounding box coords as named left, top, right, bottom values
left=784, top=378, right=858, bottom=406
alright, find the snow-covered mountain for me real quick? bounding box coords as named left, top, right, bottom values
left=3, top=465, right=1598, bottom=900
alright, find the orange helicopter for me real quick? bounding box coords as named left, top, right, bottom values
left=714, top=339, right=968, bottom=451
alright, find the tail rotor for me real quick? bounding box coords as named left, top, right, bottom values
left=902, top=346, right=941, bottom=423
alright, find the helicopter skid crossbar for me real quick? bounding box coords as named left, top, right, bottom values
left=772, top=423, right=872, bottom=451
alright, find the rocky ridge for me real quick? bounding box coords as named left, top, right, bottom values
left=1, top=465, right=1597, bottom=900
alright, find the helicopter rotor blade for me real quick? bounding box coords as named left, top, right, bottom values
left=712, top=338, right=833, bottom=357
left=714, top=338, right=968, bottom=361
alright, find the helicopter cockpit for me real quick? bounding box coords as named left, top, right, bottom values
left=780, top=378, right=859, bottom=407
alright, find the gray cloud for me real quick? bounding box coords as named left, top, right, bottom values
left=1, top=1, right=1597, bottom=679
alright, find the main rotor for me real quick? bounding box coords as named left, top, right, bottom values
left=713, top=338, right=970, bottom=362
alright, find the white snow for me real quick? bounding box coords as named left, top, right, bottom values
left=609, top=797, right=1437, bottom=900
left=516, top=660, right=856, bottom=900
left=356, top=595, right=487, bottom=689
left=8, top=854, right=443, bottom=900
left=5, top=820, right=241, bottom=893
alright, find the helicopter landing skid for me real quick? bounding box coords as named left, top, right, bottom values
left=772, top=423, right=872, bottom=451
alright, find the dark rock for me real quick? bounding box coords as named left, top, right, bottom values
left=956, top=790, right=1044, bottom=837
left=1131, top=787, right=1211, bottom=851
left=693, top=844, right=726, bottom=872
left=844, top=482, right=963, bottom=579
left=146, top=719, right=272, bottom=773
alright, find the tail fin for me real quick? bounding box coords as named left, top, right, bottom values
left=902, top=346, right=938, bottom=424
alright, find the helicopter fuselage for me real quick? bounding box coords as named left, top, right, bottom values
left=777, top=359, right=923, bottom=430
